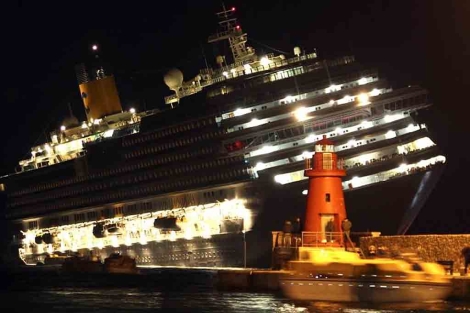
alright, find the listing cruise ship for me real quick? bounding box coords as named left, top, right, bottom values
left=0, top=6, right=445, bottom=268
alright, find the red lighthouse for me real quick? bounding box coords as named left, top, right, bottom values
left=304, top=135, right=346, bottom=243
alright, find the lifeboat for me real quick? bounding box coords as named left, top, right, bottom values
left=34, top=236, right=43, bottom=244
left=42, top=233, right=54, bottom=244
left=153, top=217, right=181, bottom=231
left=92, top=223, right=105, bottom=238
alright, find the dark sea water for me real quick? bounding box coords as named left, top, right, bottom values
left=2, top=268, right=470, bottom=312
left=2, top=288, right=470, bottom=313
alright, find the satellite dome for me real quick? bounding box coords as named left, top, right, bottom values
left=216, top=55, right=225, bottom=65
left=294, top=46, right=301, bottom=56
left=164, top=68, right=184, bottom=91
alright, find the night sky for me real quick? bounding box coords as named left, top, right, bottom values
left=2, top=0, right=469, bottom=234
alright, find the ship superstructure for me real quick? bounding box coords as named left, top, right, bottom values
left=0, top=6, right=445, bottom=268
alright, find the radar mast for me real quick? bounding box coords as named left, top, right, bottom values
left=208, top=4, right=255, bottom=64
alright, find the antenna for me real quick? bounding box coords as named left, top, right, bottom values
left=67, top=102, right=74, bottom=118
left=324, top=59, right=332, bottom=86
left=200, top=42, right=210, bottom=72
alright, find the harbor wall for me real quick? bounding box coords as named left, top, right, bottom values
left=360, top=234, right=470, bottom=273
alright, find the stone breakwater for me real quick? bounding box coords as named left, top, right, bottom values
left=360, top=234, right=470, bottom=271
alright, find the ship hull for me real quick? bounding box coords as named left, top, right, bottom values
left=17, top=169, right=437, bottom=269
left=24, top=232, right=245, bottom=268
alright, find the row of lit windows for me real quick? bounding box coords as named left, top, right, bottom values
left=11, top=122, right=218, bottom=198
left=135, top=250, right=230, bottom=264
left=13, top=167, right=252, bottom=218
left=304, top=114, right=367, bottom=134
left=210, top=56, right=355, bottom=101
left=11, top=143, right=219, bottom=199
left=12, top=154, right=242, bottom=208
left=225, top=91, right=425, bottom=152
left=41, top=202, right=149, bottom=228
left=383, top=94, right=427, bottom=112
left=227, top=68, right=377, bottom=112
left=122, top=116, right=216, bottom=147
left=124, top=129, right=225, bottom=160
left=35, top=191, right=236, bottom=229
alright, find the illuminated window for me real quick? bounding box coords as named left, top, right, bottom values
left=87, top=211, right=97, bottom=220
left=61, top=216, right=69, bottom=225
left=323, top=153, right=333, bottom=170
left=28, top=221, right=38, bottom=230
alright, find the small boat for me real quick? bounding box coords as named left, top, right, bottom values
left=279, top=243, right=452, bottom=303
left=104, top=253, right=139, bottom=274
left=61, top=255, right=103, bottom=274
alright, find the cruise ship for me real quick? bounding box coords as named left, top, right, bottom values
left=0, top=6, right=445, bottom=268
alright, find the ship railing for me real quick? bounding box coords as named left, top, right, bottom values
left=272, top=231, right=344, bottom=248
left=164, top=53, right=320, bottom=104
left=301, top=231, right=344, bottom=247
left=304, top=158, right=345, bottom=171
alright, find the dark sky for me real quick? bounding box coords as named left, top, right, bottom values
left=2, top=0, right=469, bottom=233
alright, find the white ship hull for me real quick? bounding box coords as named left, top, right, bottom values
left=280, top=278, right=451, bottom=302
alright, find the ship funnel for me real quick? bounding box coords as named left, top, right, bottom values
left=164, top=68, right=184, bottom=92
left=76, top=50, right=123, bottom=122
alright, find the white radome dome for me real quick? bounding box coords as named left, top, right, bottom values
left=164, top=68, right=184, bottom=91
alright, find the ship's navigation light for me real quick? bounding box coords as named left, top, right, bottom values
left=260, top=56, right=270, bottom=67
left=129, top=108, right=136, bottom=114
left=385, top=130, right=396, bottom=139
left=92, top=44, right=98, bottom=51
left=384, top=115, right=394, bottom=123
left=60, top=125, right=66, bottom=131
left=231, top=7, right=235, bottom=11
left=357, top=93, right=370, bottom=105
left=370, top=88, right=380, bottom=97
left=254, top=162, right=266, bottom=171
left=398, top=163, right=408, bottom=173
left=361, top=120, right=373, bottom=128
left=235, top=25, right=240, bottom=30
left=358, top=77, right=368, bottom=85
left=294, top=107, right=309, bottom=121
left=302, top=190, right=308, bottom=195
left=302, top=151, right=313, bottom=159
left=325, top=84, right=340, bottom=93
left=282, top=95, right=296, bottom=103
left=305, top=134, right=316, bottom=143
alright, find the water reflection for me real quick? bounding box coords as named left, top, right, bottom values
left=287, top=300, right=470, bottom=313
left=1, top=288, right=470, bottom=312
